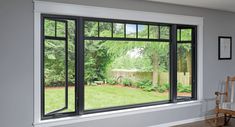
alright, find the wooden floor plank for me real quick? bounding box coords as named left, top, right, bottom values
left=173, top=117, right=235, bottom=127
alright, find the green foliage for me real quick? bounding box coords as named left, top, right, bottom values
left=84, top=21, right=98, bottom=37
left=44, top=20, right=75, bottom=87
left=84, top=85, right=169, bottom=110
left=44, top=19, right=192, bottom=88
left=177, top=29, right=192, bottom=41
left=111, top=54, right=152, bottom=71
left=99, top=22, right=112, bottom=37
left=113, top=23, right=125, bottom=38
left=138, top=25, right=148, bottom=38
left=156, top=86, right=165, bottom=93
left=136, top=80, right=157, bottom=92
left=84, top=40, right=111, bottom=83
left=144, top=86, right=157, bottom=92
left=149, top=25, right=159, bottom=39
left=177, top=43, right=191, bottom=72
left=106, top=78, right=118, bottom=85
left=122, top=78, right=132, bottom=86
left=156, top=84, right=168, bottom=93
left=160, top=26, right=170, bottom=39
left=162, top=83, right=170, bottom=90
left=44, top=40, right=66, bottom=86
left=45, top=82, right=64, bottom=87
left=137, top=80, right=151, bottom=88
left=136, top=80, right=169, bottom=93
left=177, top=83, right=191, bottom=93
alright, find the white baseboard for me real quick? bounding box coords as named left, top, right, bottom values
left=149, top=115, right=215, bottom=127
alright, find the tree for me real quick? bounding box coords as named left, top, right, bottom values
left=103, top=24, right=169, bottom=87
left=103, top=40, right=169, bottom=87
left=44, top=20, right=76, bottom=86
left=84, top=40, right=111, bottom=84
left=177, top=28, right=192, bottom=84
left=44, top=19, right=192, bottom=87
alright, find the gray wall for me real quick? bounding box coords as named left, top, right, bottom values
left=1, top=0, right=235, bottom=127
left=0, top=0, right=34, bottom=127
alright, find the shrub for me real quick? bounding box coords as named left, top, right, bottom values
left=144, top=86, right=157, bottom=92
left=136, top=80, right=157, bottom=92
left=106, top=78, right=118, bottom=85
left=177, top=83, right=191, bottom=93
left=156, top=84, right=168, bottom=93
left=137, top=80, right=151, bottom=88
left=122, top=78, right=132, bottom=86
left=157, top=83, right=170, bottom=93
left=46, top=81, right=74, bottom=87
left=162, top=83, right=170, bottom=90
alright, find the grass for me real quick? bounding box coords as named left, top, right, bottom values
left=45, top=85, right=169, bottom=113
left=45, top=87, right=75, bottom=113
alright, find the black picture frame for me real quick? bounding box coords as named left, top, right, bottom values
left=218, top=36, right=232, bottom=60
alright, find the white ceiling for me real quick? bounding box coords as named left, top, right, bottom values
left=147, top=0, right=235, bottom=12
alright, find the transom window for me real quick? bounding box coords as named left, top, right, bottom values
left=41, top=14, right=197, bottom=120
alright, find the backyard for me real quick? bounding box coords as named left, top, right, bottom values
left=45, top=85, right=170, bottom=113
left=45, top=84, right=191, bottom=113
left=43, top=18, right=193, bottom=114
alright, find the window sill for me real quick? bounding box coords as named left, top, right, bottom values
left=33, top=100, right=202, bottom=127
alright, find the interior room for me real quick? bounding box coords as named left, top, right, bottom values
left=1, top=0, right=235, bottom=127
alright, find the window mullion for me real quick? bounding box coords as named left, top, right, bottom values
left=192, top=27, right=197, bottom=100
left=41, top=14, right=197, bottom=120
left=75, top=18, right=79, bottom=115
left=65, top=20, right=69, bottom=110
left=77, top=17, right=85, bottom=115
left=170, top=25, right=177, bottom=103
left=41, top=16, right=45, bottom=119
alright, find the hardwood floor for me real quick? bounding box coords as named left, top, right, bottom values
left=174, top=117, right=235, bottom=127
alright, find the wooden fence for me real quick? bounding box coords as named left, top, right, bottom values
left=111, top=69, right=191, bottom=85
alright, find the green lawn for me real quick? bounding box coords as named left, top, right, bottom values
left=45, top=85, right=169, bottom=113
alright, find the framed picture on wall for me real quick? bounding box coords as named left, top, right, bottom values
left=218, top=36, right=232, bottom=60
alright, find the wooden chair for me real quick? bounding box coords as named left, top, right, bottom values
left=215, top=76, right=235, bottom=125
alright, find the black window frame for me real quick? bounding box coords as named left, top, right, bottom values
left=41, top=14, right=197, bottom=120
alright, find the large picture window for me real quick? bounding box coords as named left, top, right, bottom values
left=41, top=14, right=197, bottom=119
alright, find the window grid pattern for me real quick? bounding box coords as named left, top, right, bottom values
left=41, top=14, right=197, bottom=120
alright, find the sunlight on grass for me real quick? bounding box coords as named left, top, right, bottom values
left=85, top=85, right=169, bottom=110
left=45, top=87, right=75, bottom=114
left=45, top=85, right=169, bottom=113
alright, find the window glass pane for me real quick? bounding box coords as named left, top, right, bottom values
left=177, top=29, right=181, bottom=41
left=56, top=21, right=66, bottom=37
left=44, top=39, right=66, bottom=114
left=180, top=29, right=192, bottom=41
left=44, top=20, right=76, bottom=115
left=44, top=19, right=55, bottom=36
left=149, top=25, right=159, bottom=39
left=177, top=43, right=192, bottom=99
left=138, top=25, right=148, bottom=38
left=84, top=40, right=170, bottom=110
left=126, top=24, right=137, bottom=38
left=65, top=20, right=76, bottom=113
left=85, top=21, right=98, bottom=37
left=42, top=15, right=198, bottom=120
left=99, top=22, right=112, bottom=37
left=113, top=23, right=124, bottom=38
left=160, top=26, right=170, bottom=39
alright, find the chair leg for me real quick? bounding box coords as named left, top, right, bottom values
left=215, top=112, right=219, bottom=125
left=224, top=114, right=227, bottom=125
left=224, top=114, right=231, bottom=126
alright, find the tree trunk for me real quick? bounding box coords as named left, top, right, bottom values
left=152, top=53, right=159, bottom=87
left=178, top=48, right=183, bottom=72
left=186, top=51, right=192, bottom=84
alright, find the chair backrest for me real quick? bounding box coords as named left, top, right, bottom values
left=225, top=76, right=235, bottom=102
